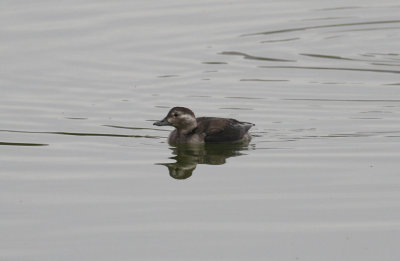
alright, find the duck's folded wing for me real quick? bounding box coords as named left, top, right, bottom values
left=200, top=118, right=253, bottom=143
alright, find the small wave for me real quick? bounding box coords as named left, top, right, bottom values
left=260, top=65, right=400, bottom=74
left=220, top=51, right=295, bottom=62
left=242, top=20, right=400, bottom=36
left=0, top=142, right=48, bottom=146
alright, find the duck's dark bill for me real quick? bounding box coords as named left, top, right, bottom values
left=153, top=118, right=171, bottom=126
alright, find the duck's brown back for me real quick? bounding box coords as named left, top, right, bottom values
left=196, top=117, right=253, bottom=143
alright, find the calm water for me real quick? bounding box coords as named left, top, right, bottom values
left=1, top=0, right=400, bottom=260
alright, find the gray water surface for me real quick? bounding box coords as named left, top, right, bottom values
left=1, top=0, right=400, bottom=260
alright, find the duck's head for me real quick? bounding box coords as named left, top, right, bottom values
left=153, top=107, right=197, bottom=134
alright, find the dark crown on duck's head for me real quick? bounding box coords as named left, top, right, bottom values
left=153, top=107, right=197, bottom=134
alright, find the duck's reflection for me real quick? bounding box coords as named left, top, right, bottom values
left=156, top=142, right=252, bottom=179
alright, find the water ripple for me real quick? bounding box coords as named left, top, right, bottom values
left=0, top=142, right=48, bottom=146
left=242, top=19, right=400, bottom=36
left=283, top=98, right=400, bottom=103
left=220, top=51, right=295, bottom=62
left=300, top=53, right=355, bottom=61
left=261, top=37, right=300, bottom=43
left=260, top=65, right=400, bottom=74
left=0, top=129, right=162, bottom=139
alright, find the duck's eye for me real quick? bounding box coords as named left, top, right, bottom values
left=173, top=112, right=178, bottom=117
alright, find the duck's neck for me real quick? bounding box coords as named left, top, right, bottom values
left=178, top=121, right=197, bottom=135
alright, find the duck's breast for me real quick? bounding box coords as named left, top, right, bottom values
left=168, top=129, right=205, bottom=145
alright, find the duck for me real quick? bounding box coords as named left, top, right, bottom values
left=153, top=107, right=254, bottom=145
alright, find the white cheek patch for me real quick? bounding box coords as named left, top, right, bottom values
left=179, top=114, right=195, bottom=122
